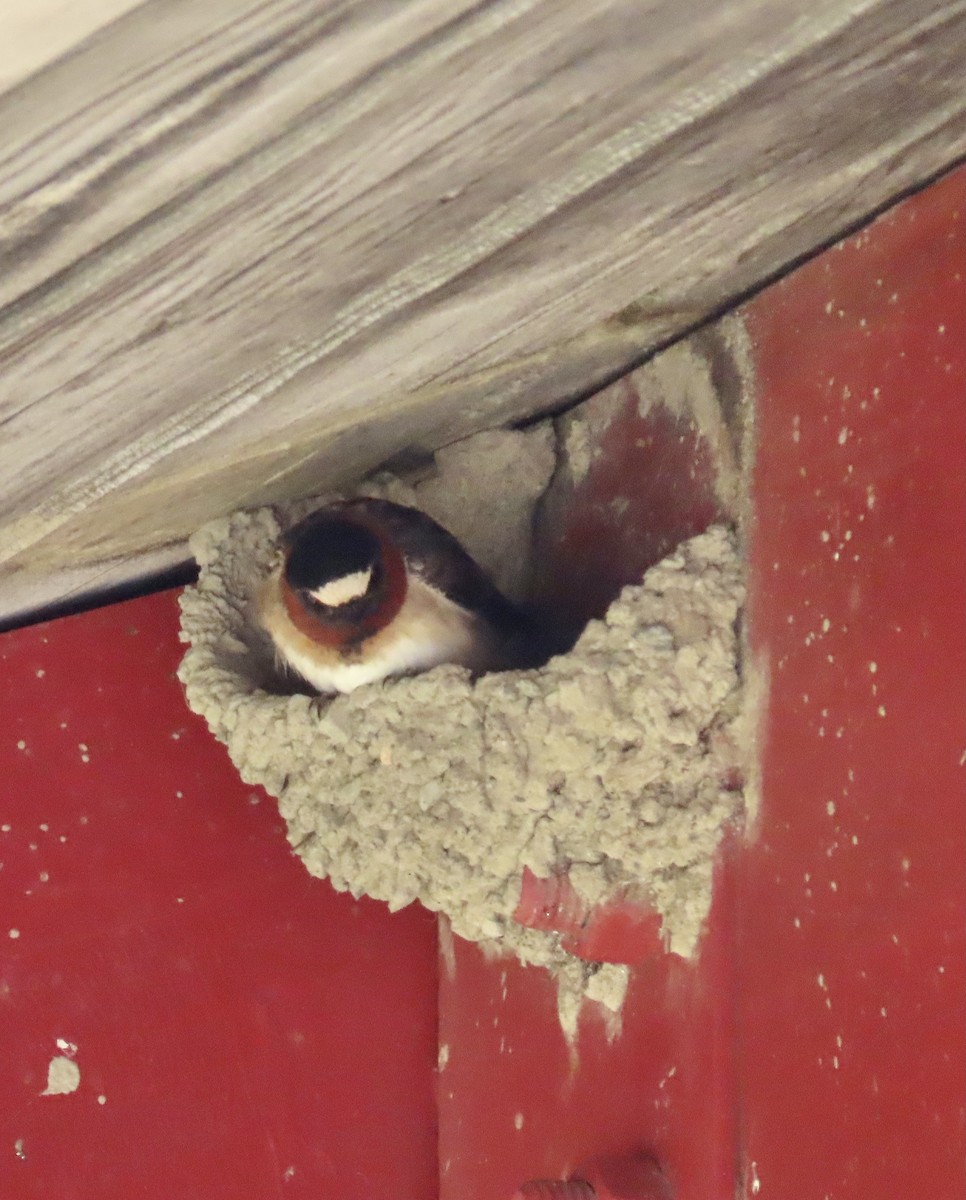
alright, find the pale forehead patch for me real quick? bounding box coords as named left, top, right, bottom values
left=310, top=567, right=372, bottom=607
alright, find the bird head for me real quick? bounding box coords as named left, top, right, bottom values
left=279, top=507, right=407, bottom=647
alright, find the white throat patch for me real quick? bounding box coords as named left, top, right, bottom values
left=310, top=567, right=372, bottom=607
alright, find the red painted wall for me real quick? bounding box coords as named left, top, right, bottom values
left=740, top=168, right=965, bottom=1200
left=0, top=601, right=438, bottom=1200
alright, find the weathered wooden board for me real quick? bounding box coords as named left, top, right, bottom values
left=1, top=0, right=965, bottom=624
left=0, top=0, right=143, bottom=93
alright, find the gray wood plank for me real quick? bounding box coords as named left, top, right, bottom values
left=0, top=0, right=144, bottom=94
left=1, top=0, right=964, bottom=623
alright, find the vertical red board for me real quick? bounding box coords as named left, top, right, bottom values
left=438, top=857, right=738, bottom=1200
left=741, top=167, right=966, bottom=1197
left=437, top=329, right=740, bottom=1200
left=0, top=596, right=438, bottom=1200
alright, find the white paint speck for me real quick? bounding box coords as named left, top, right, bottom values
left=750, top=1161, right=761, bottom=1194
left=16, top=739, right=26, bottom=751
left=1, top=824, right=10, bottom=833
left=14, top=1138, right=25, bottom=1160
left=514, top=1112, right=524, bottom=1131
left=38, top=823, right=48, bottom=833
left=97, top=1094, right=107, bottom=1106
left=877, top=705, right=887, bottom=717
left=826, top=801, right=836, bottom=816
left=838, top=427, right=849, bottom=445
left=8, top=929, right=20, bottom=939
left=41, top=1056, right=80, bottom=1096
left=869, top=662, right=878, bottom=674
left=36, top=669, right=45, bottom=679
left=820, top=530, right=831, bottom=543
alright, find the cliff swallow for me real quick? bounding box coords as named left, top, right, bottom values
left=258, top=497, right=541, bottom=694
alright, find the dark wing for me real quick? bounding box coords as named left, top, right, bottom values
left=338, top=498, right=541, bottom=652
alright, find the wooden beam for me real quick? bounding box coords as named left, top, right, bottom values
left=1, top=0, right=965, bottom=623
left=0, top=0, right=143, bottom=93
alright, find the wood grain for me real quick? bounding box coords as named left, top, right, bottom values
left=1, top=0, right=965, bottom=623
left=0, top=0, right=144, bottom=93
